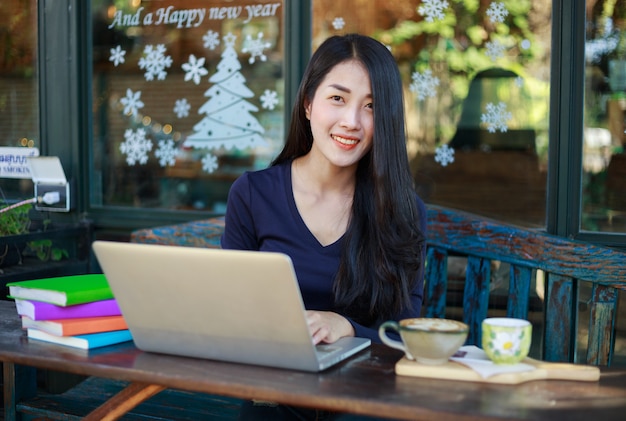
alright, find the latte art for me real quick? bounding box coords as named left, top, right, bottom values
left=406, top=319, right=465, bottom=332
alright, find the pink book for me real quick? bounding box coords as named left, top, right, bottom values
left=14, top=298, right=121, bottom=320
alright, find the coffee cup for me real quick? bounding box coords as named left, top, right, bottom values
left=481, top=317, right=532, bottom=364
left=378, top=318, right=468, bottom=365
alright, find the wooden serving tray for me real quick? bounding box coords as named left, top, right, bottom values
left=395, top=357, right=600, bottom=384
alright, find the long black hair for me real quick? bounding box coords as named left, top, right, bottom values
left=273, top=34, right=425, bottom=325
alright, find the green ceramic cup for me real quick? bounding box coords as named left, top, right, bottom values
left=481, top=317, right=532, bottom=364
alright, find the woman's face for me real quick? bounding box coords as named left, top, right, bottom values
left=305, top=60, right=374, bottom=169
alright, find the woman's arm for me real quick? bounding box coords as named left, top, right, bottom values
left=221, top=173, right=259, bottom=251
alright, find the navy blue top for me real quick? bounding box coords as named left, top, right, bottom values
left=221, top=160, right=426, bottom=342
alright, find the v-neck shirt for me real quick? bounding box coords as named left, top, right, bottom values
left=221, top=160, right=426, bottom=342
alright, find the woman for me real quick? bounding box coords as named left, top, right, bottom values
left=222, top=33, right=426, bottom=349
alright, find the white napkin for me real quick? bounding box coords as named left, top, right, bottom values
left=449, top=345, right=536, bottom=378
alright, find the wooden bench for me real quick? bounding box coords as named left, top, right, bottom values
left=129, top=204, right=626, bottom=366
left=422, top=205, right=626, bottom=366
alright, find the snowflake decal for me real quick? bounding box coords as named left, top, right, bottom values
left=434, top=144, right=455, bottom=167
left=260, top=90, right=279, bottom=110
left=332, top=17, right=345, bottom=30
left=481, top=102, right=512, bottom=133
left=138, top=44, right=173, bottom=81
left=120, top=128, right=153, bottom=166
left=486, top=2, right=509, bottom=24
left=409, top=69, right=440, bottom=101
left=203, top=30, right=220, bottom=50
left=418, top=0, right=449, bottom=23
left=485, top=39, right=506, bottom=61
left=182, top=54, right=209, bottom=85
left=155, top=139, right=177, bottom=167
left=202, top=153, right=219, bottom=173
left=242, top=33, right=271, bottom=64
left=109, top=45, right=126, bottom=67
left=173, top=98, right=191, bottom=119
left=120, top=89, right=144, bottom=117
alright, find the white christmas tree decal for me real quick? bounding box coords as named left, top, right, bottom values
left=184, top=33, right=267, bottom=152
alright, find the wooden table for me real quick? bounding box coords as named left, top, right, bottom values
left=2, top=300, right=626, bottom=421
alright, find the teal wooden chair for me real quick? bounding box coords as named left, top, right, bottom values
left=129, top=206, right=626, bottom=365
left=423, top=205, right=626, bottom=366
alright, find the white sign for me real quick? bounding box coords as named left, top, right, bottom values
left=0, top=147, right=40, bottom=179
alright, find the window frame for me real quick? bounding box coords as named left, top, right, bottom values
left=549, top=0, right=626, bottom=246
left=38, top=0, right=310, bottom=230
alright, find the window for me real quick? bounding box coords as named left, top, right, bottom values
left=313, top=0, right=552, bottom=228
left=584, top=0, right=626, bottom=233
left=310, top=0, right=554, bottom=357
left=90, top=0, right=285, bottom=212
left=0, top=0, right=38, bottom=200
left=21, top=1, right=623, bottom=243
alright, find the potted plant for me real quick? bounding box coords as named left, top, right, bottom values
left=0, top=199, right=31, bottom=268
left=0, top=199, right=69, bottom=270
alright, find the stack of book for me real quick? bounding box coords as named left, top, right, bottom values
left=6, top=274, right=132, bottom=350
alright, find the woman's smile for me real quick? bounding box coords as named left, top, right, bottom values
left=332, top=134, right=360, bottom=149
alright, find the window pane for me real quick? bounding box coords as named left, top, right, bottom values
left=91, top=0, right=285, bottom=212
left=313, top=0, right=551, bottom=228
left=584, top=0, right=626, bottom=233
left=0, top=0, right=38, bottom=199
left=312, top=0, right=552, bottom=360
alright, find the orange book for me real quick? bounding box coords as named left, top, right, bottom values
left=21, top=315, right=127, bottom=337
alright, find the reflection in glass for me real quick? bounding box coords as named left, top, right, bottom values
left=0, top=0, right=38, bottom=198
left=313, top=0, right=551, bottom=228
left=91, top=0, right=285, bottom=211
left=584, top=0, right=626, bottom=233
left=308, top=0, right=624, bottom=366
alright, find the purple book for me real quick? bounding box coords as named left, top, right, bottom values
left=14, top=298, right=121, bottom=320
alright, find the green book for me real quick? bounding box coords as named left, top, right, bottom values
left=7, top=274, right=113, bottom=306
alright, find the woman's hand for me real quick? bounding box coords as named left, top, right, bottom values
left=306, top=310, right=355, bottom=344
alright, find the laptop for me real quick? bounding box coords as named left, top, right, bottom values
left=91, top=241, right=371, bottom=372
